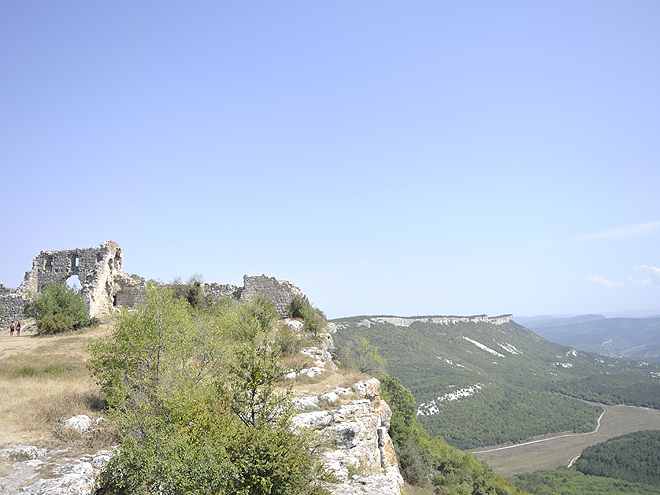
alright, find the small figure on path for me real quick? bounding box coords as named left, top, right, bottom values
left=10, top=321, right=14, bottom=337
left=16, top=321, right=21, bottom=337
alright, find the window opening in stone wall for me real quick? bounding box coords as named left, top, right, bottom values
left=45, top=256, right=53, bottom=271
left=113, top=294, right=118, bottom=307
left=67, top=275, right=82, bottom=292
left=73, top=256, right=79, bottom=268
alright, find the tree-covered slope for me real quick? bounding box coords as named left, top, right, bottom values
left=574, top=430, right=660, bottom=485
left=510, top=468, right=660, bottom=495
left=523, top=316, right=660, bottom=363
left=331, top=316, right=660, bottom=450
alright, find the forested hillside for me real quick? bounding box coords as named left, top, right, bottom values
left=574, top=430, right=660, bottom=485
left=523, top=316, right=660, bottom=363
left=332, top=316, right=660, bottom=450
left=510, top=468, right=660, bottom=495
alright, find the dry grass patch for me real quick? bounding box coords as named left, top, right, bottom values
left=290, top=366, right=371, bottom=397
left=0, top=323, right=113, bottom=448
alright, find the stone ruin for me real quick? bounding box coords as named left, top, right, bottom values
left=0, top=241, right=303, bottom=327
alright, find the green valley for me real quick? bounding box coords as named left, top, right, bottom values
left=331, top=315, right=660, bottom=450
left=521, top=315, right=660, bottom=363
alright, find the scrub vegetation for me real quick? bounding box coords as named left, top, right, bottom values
left=378, top=374, right=525, bottom=495
left=25, top=280, right=98, bottom=334
left=89, top=285, right=332, bottom=495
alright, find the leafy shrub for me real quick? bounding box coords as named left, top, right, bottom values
left=336, top=336, right=386, bottom=375
left=170, top=274, right=215, bottom=310
left=90, top=286, right=332, bottom=495
left=287, top=294, right=327, bottom=335
left=25, top=280, right=96, bottom=334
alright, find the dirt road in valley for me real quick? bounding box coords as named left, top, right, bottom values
left=471, top=403, right=660, bottom=476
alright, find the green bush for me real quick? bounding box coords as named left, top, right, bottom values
left=25, top=280, right=96, bottom=334
left=337, top=336, right=386, bottom=375
left=170, top=274, right=215, bottom=310
left=287, top=294, right=327, bottom=335
left=90, top=286, right=332, bottom=495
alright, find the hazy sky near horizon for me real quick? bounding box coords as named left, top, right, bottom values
left=2, top=1, right=659, bottom=318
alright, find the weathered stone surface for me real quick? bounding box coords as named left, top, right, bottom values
left=285, top=318, right=304, bottom=331
left=237, top=274, right=302, bottom=315
left=63, top=415, right=94, bottom=433
left=0, top=241, right=146, bottom=326
left=19, top=450, right=112, bottom=495
left=0, top=447, right=111, bottom=495
left=1, top=242, right=309, bottom=327
left=293, top=378, right=403, bottom=495
left=0, top=444, right=48, bottom=461
left=353, top=378, right=381, bottom=400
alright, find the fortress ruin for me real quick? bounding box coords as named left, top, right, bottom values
left=0, top=241, right=302, bottom=327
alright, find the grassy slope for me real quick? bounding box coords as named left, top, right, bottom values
left=332, top=316, right=660, bottom=450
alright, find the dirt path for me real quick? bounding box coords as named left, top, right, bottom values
left=473, top=411, right=606, bottom=454
left=472, top=403, right=660, bottom=476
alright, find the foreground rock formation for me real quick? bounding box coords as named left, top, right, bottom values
left=293, top=378, right=403, bottom=495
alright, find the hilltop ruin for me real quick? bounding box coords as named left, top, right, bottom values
left=0, top=241, right=302, bottom=327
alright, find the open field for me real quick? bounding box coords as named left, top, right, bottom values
left=472, top=402, right=660, bottom=476
left=0, top=321, right=113, bottom=446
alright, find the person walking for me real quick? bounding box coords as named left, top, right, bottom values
left=10, top=321, right=14, bottom=337
left=16, top=321, right=21, bottom=337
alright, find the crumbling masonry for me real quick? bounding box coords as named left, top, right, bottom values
left=0, top=241, right=303, bottom=328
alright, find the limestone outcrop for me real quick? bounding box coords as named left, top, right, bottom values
left=293, top=378, right=403, bottom=495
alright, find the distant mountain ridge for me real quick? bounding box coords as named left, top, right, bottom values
left=331, top=314, right=660, bottom=450
left=519, top=314, right=660, bottom=363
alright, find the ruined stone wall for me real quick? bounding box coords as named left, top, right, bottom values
left=15, top=240, right=146, bottom=319
left=202, top=283, right=242, bottom=302
left=1, top=241, right=305, bottom=328
left=238, top=275, right=302, bottom=315
left=0, top=284, right=27, bottom=328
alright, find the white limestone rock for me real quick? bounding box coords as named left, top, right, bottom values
left=293, top=378, right=403, bottom=495
left=63, top=415, right=94, bottom=433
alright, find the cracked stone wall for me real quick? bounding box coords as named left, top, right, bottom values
left=201, top=275, right=302, bottom=314
left=0, top=241, right=146, bottom=327
left=1, top=242, right=304, bottom=328
left=238, top=274, right=302, bottom=315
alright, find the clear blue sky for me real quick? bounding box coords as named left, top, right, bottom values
left=2, top=1, right=659, bottom=319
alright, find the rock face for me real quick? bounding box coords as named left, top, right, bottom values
left=293, top=378, right=403, bottom=495
left=327, top=314, right=514, bottom=332
left=0, top=443, right=111, bottom=495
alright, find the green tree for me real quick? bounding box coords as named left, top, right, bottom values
left=286, top=294, right=327, bottom=335
left=170, top=274, right=215, bottom=310
left=25, top=280, right=96, bottom=334
left=90, top=285, right=331, bottom=495
left=337, top=336, right=386, bottom=375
